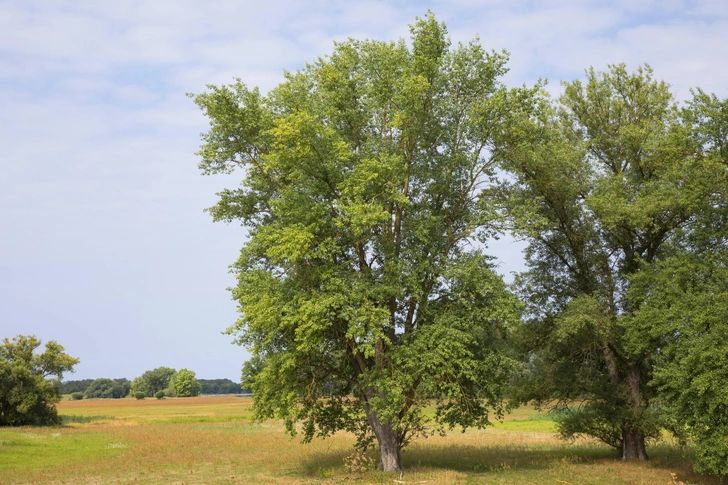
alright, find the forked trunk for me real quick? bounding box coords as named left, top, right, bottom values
left=622, top=427, right=648, bottom=460
left=367, top=411, right=403, bottom=471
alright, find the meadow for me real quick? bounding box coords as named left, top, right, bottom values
left=0, top=396, right=718, bottom=485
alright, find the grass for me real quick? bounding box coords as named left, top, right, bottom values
left=0, top=396, right=720, bottom=484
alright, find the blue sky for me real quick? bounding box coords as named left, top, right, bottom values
left=1, top=0, right=727, bottom=382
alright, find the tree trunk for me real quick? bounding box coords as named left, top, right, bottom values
left=367, top=411, right=403, bottom=471
left=622, top=427, right=648, bottom=460
left=622, top=364, right=648, bottom=460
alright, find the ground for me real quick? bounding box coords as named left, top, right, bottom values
left=0, top=396, right=717, bottom=484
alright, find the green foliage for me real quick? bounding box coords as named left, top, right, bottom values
left=629, top=253, right=728, bottom=474
left=193, top=12, right=530, bottom=470
left=198, top=378, right=243, bottom=394
left=131, top=367, right=176, bottom=397
left=70, top=392, right=84, bottom=401
left=169, top=369, right=201, bottom=397
left=84, top=378, right=130, bottom=399
left=498, top=65, right=721, bottom=459
left=0, top=335, right=79, bottom=426
left=58, top=379, right=94, bottom=394
left=133, top=391, right=145, bottom=400
left=240, top=355, right=266, bottom=393
left=155, top=390, right=165, bottom=400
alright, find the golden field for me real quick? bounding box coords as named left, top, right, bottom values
left=0, top=396, right=718, bottom=485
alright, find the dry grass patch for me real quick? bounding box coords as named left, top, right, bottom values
left=0, top=397, right=720, bottom=485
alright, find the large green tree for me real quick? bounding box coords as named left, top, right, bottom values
left=192, top=14, right=529, bottom=471
left=498, top=65, right=718, bottom=460
left=628, top=91, right=728, bottom=474
left=0, top=335, right=79, bottom=426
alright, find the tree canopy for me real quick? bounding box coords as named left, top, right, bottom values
left=131, top=367, right=176, bottom=398
left=0, top=335, right=79, bottom=426
left=169, top=369, right=201, bottom=397
left=498, top=65, right=723, bottom=461
left=84, top=378, right=131, bottom=399
left=626, top=91, right=728, bottom=474
left=199, top=379, right=242, bottom=395
left=192, top=13, right=530, bottom=471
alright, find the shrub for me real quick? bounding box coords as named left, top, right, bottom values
left=155, top=390, right=165, bottom=399
left=134, top=391, right=145, bottom=400
left=70, top=392, right=84, bottom=401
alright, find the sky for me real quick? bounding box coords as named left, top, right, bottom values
left=1, top=0, right=726, bottom=382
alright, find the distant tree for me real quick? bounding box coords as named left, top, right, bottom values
left=58, top=379, right=94, bottom=395
left=240, top=355, right=266, bottom=394
left=0, top=335, right=79, bottom=426
left=131, top=367, right=176, bottom=397
left=169, top=369, right=201, bottom=397
left=198, top=379, right=242, bottom=394
left=84, top=378, right=130, bottom=399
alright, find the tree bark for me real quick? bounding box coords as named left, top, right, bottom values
left=622, top=427, right=648, bottom=460
left=367, top=410, right=403, bottom=471
left=622, top=364, right=648, bottom=460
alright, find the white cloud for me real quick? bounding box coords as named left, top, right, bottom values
left=1, top=0, right=726, bottom=380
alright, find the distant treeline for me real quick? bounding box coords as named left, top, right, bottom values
left=200, top=379, right=245, bottom=394
left=59, top=378, right=246, bottom=395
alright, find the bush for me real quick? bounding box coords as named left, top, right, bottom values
left=155, top=390, right=165, bottom=399
left=134, top=391, right=145, bottom=400
left=70, top=392, right=84, bottom=400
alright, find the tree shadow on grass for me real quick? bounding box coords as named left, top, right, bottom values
left=296, top=440, right=723, bottom=484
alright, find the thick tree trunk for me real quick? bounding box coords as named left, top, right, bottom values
left=622, top=364, right=648, bottom=460
left=622, top=428, right=648, bottom=460
left=367, top=411, right=403, bottom=471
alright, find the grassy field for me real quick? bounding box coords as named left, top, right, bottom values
left=0, top=396, right=718, bottom=485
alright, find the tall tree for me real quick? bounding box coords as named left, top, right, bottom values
left=0, top=335, right=79, bottom=426
left=627, top=91, right=728, bottom=474
left=499, top=65, right=716, bottom=460
left=192, top=13, right=529, bottom=471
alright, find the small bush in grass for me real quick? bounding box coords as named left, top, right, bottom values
left=70, top=392, right=84, bottom=401
left=134, top=391, right=145, bottom=400
left=155, top=390, right=165, bottom=399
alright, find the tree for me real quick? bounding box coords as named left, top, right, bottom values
left=198, top=378, right=242, bottom=394
left=240, top=354, right=266, bottom=394
left=131, top=367, right=176, bottom=397
left=192, top=13, right=528, bottom=471
left=84, top=378, right=130, bottom=399
left=57, top=379, right=94, bottom=395
left=498, top=65, right=718, bottom=460
left=0, top=335, right=79, bottom=426
left=627, top=91, right=728, bottom=474
left=169, top=369, right=201, bottom=397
